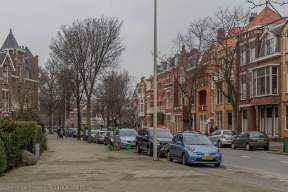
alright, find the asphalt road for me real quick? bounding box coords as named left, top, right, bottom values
left=220, top=147, right=288, bottom=179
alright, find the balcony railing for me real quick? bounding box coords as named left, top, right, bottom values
left=148, top=105, right=165, bottom=114
left=198, top=105, right=207, bottom=111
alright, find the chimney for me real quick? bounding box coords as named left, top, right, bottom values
left=249, top=13, right=257, bottom=23
left=217, top=28, right=225, bottom=43
left=182, top=45, right=185, bottom=51
left=190, top=48, right=198, bottom=55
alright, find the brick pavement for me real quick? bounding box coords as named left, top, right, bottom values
left=0, top=135, right=284, bottom=192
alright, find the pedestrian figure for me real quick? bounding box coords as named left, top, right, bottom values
left=204, top=129, right=209, bottom=136
left=215, top=126, right=219, bottom=131
left=209, top=125, right=214, bottom=136
left=57, top=128, right=61, bottom=138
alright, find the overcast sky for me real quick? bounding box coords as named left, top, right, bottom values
left=0, top=0, right=286, bottom=82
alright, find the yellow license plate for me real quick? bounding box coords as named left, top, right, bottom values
left=258, top=140, right=264, bottom=142
left=130, top=143, right=136, bottom=146
left=202, top=156, right=213, bottom=161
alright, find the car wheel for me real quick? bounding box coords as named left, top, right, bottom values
left=264, top=146, right=269, bottom=151
left=136, top=144, right=142, bottom=154
left=214, top=163, right=220, bottom=167
left=104, top=140, right=107, bottom=146
left=182, top=153, right=188, bottom=165
left=167, top=151, right=173, bottom=162
left=147, top=146, right=153, bottom=157
left=217, top=141, right=223, bottom=148
left=231, top=143, right=236, bottom=149
left=246, top=143, right=251, bottom=151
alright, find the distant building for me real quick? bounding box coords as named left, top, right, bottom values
left=0, top=29, right=39, bottom=118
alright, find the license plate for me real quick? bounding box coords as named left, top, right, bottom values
left=202, top=156, right=213, bottom=161
left=130, top=142, right=136, bottom=146
left=258, top=140, right=264, bottom=142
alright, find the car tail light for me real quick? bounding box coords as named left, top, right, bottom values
left=249, top=138, right=253, bottom=142
left=221, top=135, right=225, bottom=139
left=99, top=136, right=103, bottom=138
left=267, top=138, right=270, bottom=142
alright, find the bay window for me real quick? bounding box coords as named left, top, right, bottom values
left=252, top=66, right=278, bottom=97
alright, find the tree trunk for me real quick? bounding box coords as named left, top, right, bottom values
left=77, top=91, right=82, bottom=140
left=87, top=96, right=92, bottom=143
left=233, top=105, right=238, bottom=133
left=48, top=115, right=53, bottom=134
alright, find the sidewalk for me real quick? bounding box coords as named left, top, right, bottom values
left=269, top=141, right=287, bottom=155
left=0, top=135, right=279, bottom=192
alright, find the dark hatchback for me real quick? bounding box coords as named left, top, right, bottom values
left=136, top=127, right=173, bottom=156
left=231, top=131, right=269, bottom=151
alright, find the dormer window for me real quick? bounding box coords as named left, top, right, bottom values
left=3, top=65, right=8, bottom=83
left=266, top=38, right=274, bottom=55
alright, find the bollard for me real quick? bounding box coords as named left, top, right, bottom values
left=35, top=144, right=40, bottom=159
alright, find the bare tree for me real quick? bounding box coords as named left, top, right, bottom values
left=51, top=16, right=125, bottom=143
left=167, top=17, right=213, bottom=131
left=245, top=0, right=288, bottom=15
left=39, top=57, right=61, bottom=134
left=209, top=6, right=250, bottom=131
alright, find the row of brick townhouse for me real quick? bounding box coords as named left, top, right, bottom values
left=0, top=29, right=39, bottom=118
left=134, top=5, right=288, bottom=137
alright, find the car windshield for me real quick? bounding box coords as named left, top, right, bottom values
left=109, top=131, right=114, bottom=136
left=252, top=132, right=268, bottom=138
left=223, top=131, right=237, bottom=135
left=150, top=130, right=173, bottom=138
left=100, top=131, right=107, bottom=135
left=102, top=128, right=108, bottom=131
left=91, top=131, right=98, bottom=134
left=120, top=130, right=137, bottom=137
left=184, top=135, right=212, bottom=145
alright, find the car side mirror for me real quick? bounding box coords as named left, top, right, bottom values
left=213, top=142, right=217, bottom=146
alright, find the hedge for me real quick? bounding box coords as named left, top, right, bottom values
left=0, top=138, right=7, bottom=175
left=0, top=131, right=22, bottom=170
left=14, top=121, right=38, bottom=153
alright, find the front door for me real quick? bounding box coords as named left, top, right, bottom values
left=266, top=108, right=272, bottom=135
left=174, top=134, right=184, bottom=159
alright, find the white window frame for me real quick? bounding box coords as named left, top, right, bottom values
left=266, top=38, right=274, bottom=55
left=166, top=91, right=171, bottom=108
left=241, top=75, right=246, bottom=100
left=250, top=41, right=255, bottom=62
left=166, top=114, right=171, bottom=128
left=3, top=65, right=8, bottom=83
left=286, top=106, right=288, bottom=130
left=252, top=66, right=278, bottom=97
left=2, top=90, right=9, bottom=112
left=211, top=72, right=214, bottom=90
left=211, top=95, right=214, bottom=113
left=216, top=113, right=222, bottom=129
left=216, top=84, right=222, bottom=105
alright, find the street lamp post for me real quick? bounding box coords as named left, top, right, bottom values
left=153, top=0, right=158, bottom=160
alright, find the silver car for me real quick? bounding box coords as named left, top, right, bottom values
left=209, top=130, right=237, bottom=148
left=116, top=129, right=138, bottom=148
left=94, top=131, right=108, bottom=144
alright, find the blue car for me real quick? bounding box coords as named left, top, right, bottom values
left=167, top=132, right=222, bottom=167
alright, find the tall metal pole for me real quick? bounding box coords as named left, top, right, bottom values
left=64, top=98, right=67, bottom=133
left=153, top=0, right=158, bottom=160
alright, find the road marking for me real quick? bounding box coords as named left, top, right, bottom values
left=280, top=161, right=288, bottom=164
left=241, top=156, right=251, bottom=158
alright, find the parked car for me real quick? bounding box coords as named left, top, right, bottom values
left=103, top=131, right=115, bottom=146
left=167, top=132, right=222, bottom=167
left=136, top=127, right=173, bottom=156
left=94, top=131, right=108, bottom=144
left=116, top=129, right=138, bottom=148
left=134, top=128, right=141, bottom=133
left=68, top=128, right=76, bottom=137
left=231, top=131, right=269, bottom=151
left=72, top=129, right=83, bottom=138
left=208, top=130, right=237, bottom=148
left=84, top=130, right=99, bottom=141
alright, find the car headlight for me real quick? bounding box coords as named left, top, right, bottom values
left=186, top=146, right=195, bottom=152
left=214, top=147, right=219, bottom=152
left=121, top=140, right=127, bottom=143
